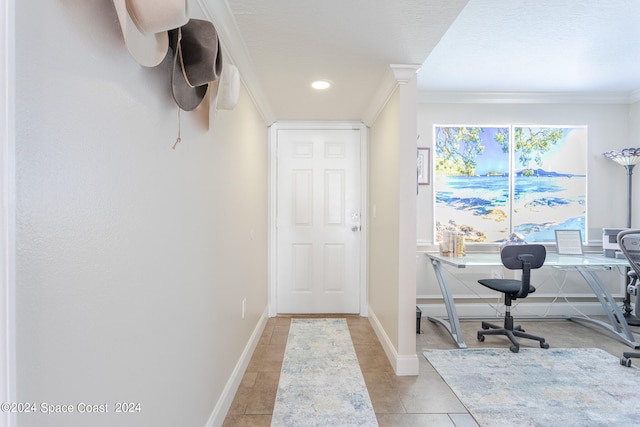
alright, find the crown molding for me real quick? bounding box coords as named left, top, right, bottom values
left=418, top=90, right=639, bottom=105
left=196, top=0, right=276, bottom=125
left=361, top=64, right=422, bottom=127
left=361, top=68, right=397, bottom=127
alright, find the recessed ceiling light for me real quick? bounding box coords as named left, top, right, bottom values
left=311, top=80, right=331, bottom=90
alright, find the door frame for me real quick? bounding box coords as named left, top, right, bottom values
left=1, top=1, right=17, bottom=426
left=268, top=121, right=368, bottom=317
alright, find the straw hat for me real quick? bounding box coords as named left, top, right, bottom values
left=217, top=64, right=240, bottom=110
left=113, top=0, right=188, bottom=67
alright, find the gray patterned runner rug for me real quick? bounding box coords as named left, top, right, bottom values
left=271, top=318, right=378, bottom=427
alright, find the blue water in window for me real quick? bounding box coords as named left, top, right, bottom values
left=435, top=175, right=586, bottom=243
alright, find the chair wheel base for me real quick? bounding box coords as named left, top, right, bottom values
left=620, top=352, right=640, bottom=367
left=477, top=321, right=549, bottom=352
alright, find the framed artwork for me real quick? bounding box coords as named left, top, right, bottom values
left=555, top=229, right=584, bottom=255
left=433, top=125, right=587, bottom=243
left=417, top=148, right=430, bottom=185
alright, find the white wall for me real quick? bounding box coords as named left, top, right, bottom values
left=14, top=1, right=268, bottom=426
left=629, top=100, right=640, bottom=225
left=629, top=100, right=640, bottom=142
left=368, top=68, right=419, bottom=376
left=369, top=89, right=401, bottom=350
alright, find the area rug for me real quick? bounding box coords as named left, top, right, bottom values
left=271, top=318, right=378, bottom=427
left=423, top=348, right=640, bottom=427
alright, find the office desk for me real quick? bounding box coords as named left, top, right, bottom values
left=421, top=251, right=639, bottom=349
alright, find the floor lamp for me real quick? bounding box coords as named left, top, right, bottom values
left=603, top=148, right=640, bottom=325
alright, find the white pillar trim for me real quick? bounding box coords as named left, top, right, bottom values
left=395, top=69, right=419, bottom=375
left=390, top=64, right=422, bottom=84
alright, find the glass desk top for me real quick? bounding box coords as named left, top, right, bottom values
left=420, top=251, right=629, bottom=269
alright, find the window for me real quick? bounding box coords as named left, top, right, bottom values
left=434, top=125, right=587, bottom=243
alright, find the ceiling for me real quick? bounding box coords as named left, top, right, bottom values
left=204, top=0, right=640, bottom=124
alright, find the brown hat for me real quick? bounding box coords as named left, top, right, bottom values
left=169, top=19, right=223, bottom=111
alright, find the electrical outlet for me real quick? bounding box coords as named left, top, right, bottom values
left=242, top=298, right=246, bottom=319
left=491, top=269, right=501, bottom=279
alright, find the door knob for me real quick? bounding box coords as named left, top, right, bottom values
left=351, top=212, right=361, bottom=232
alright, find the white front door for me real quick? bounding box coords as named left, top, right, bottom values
left=276, top=128, right=362, bottom=313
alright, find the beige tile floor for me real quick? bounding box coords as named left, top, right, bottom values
left=222, top=313, right=640, bottom=427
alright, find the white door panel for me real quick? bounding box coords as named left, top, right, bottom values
left=276, top=129, right=361, bottom=313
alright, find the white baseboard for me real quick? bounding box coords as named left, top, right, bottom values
left=206, top=308, right=268, bottom=427
left=418, top=301, right=614, bottom=319
left=395, top=354, right=420, bottom=376
left=367, top=306, right=419, bottom=376
left=367, top=308, right=398, bottom=372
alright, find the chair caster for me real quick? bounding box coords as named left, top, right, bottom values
left=509, top=345, right=519, bottom=353
left=540, top=342, right=549, bottom=349
left=477, top=333, right=485, bottom=342
left=621, top=357, right=632, bottom=367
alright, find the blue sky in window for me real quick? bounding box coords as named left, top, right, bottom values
left=472, top=127, right=508, bottom=176
left=471, top=127, right=587, bottom=176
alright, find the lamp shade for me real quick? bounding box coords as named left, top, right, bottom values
left=603, top=148, right=640, bottom=166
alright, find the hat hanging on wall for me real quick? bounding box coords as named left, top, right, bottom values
left=217, top=63, right=240, bottom=110
left=209, top=63, right=240, bottom=126
left=112, top=0, right=188, bottom=67
left=169, top=19, right=223, bottom=111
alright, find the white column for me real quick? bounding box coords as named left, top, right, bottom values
left=391, top=64, right=420, bottom=376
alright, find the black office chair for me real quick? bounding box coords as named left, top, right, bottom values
left=617, top=229, right=640, bottom=367
left=477, top=244, right=550, bottom=353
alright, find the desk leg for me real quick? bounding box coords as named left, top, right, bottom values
left=427, top=259, right=467, bottom=348
left=573, top=267, right=639, bottom=349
